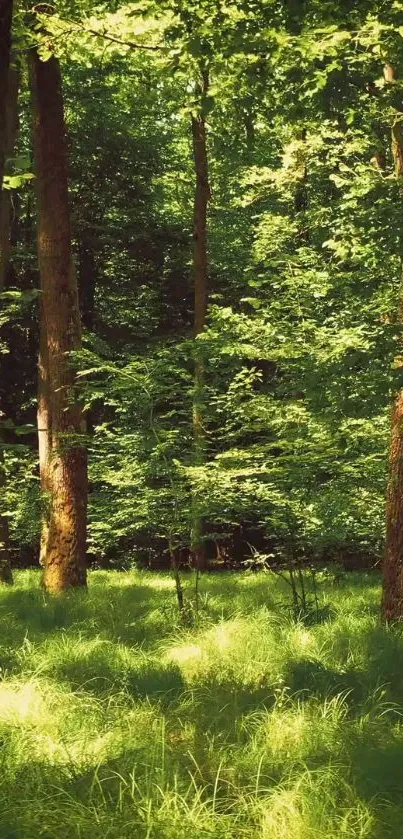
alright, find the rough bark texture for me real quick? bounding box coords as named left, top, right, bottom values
left=383, top=387, right=403, bottom=621
left=30, top=50, right=87, bottom=593
left=382, top=62, right=403, bottom=621
left=0, top=1, right=14, bottom=585
left=190, top=70, right=210, bottom=572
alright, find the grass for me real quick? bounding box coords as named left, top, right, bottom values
left=0, top=567, right=402, bottom=837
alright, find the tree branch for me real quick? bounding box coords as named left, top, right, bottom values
left=32, top=8, right=164, bottom=52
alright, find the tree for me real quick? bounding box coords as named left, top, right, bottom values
left=0, top=0, right=12, bottom=190
left=0, top=0, right=398, bottom=582
left=30, top=48, right=87, bottom=592
left=191, top=67, right=211, bottom=572
left=382, top=62, right=403, bottom=621
left=0, top=0, right=14, bottom=584
left=0, top=61, right=19, bottom=586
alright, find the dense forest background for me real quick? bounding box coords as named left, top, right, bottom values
left=2, top=0, right=403, bottom=580
left=6, top=4, right=403, bottom=836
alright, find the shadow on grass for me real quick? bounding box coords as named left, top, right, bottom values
left=188, top=679, right=276, bottom=737
left=3, top=571, right=403, bottom=837
left=0, top=744, right=199, bottom=839
left=52, top=649, right=186, bottom=705
left=0, top=580, right=175, bottom=644
left=285, top=657, right=365, bottom=701
left=284, top=623, right=403, bottom=708
left=278, top=623, right=403, bottom=823
left=0, top=577, right=183, bottom=685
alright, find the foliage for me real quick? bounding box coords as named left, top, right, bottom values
left=2, top=0, right=403, bottom=567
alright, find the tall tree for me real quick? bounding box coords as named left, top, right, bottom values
left=0, top=63, right=18, bottom=289
left=0, top=63, right=19, bottom=585
left=382, top=62, right=403, bottom=621
left=190, top=68, right=211, bottom=572
left=0, top=0, right=14, bottom=584
left=0, top=0, right=13, bottom=583
left=30, top=49, right=87, bottom=592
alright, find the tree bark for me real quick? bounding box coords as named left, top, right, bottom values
left=383, top=384, right=403, bottom=621
left=0, top=1, right=14, bottom=585
left=77, top=234, right=96, bottom=330
left=382, top=63, right=403, bottom=621
left=190, top=70, right=210, bottom=572
left=37, top=294, right=51, bottom=568
left=30, top=50, right=87, bottom=593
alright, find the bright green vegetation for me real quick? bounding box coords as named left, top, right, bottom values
left=1, top=568, right=403, bottom=838
left=5, top=0, right=403, bottom=571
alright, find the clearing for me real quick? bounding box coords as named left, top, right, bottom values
left=0, top=569, right=400, bottom=838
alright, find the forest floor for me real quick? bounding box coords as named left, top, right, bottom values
left=0, top=569, right=402, bottom=837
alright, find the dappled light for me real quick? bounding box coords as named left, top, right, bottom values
left=0, top=570, right=398, bottom=837
left=3, top=0, right=403, bottom=835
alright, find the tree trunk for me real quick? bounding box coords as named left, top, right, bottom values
left=0, top=62, right=18, bottom=288
left=0, top=1, right=14, bottom=585
left=78, top=235, right=96, bottom=331
left=0, top=0, right=12, bottom=190
left=294, top=128, right=308, bottom=215
left=190, top=70, right=210, bottom=572
left=383, top=385, right=403, bottom=621
left=37, top=295, right=51, bottom=568
left=30, top=50, right=87, bottom=593
left=0, top=63, right=19, bottom=584
left=382, top=63, right=403, bottom=621
left=243, top=109, right=255, bottom=154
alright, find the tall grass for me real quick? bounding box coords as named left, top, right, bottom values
left=0, top=568, right=401, bottom=837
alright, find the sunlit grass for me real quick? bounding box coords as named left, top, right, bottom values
left=0, top=568, right=401, bottom=837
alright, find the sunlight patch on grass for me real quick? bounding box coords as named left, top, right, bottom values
left=260, top=772, right=374, bottom=839
left=0, top=679, right=47, bottom=725
left=0, top=569, right=400, bottom=838
left=167, top=642, right=204, bottom=667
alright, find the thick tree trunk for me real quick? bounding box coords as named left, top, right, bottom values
left=30, top=50, right=87, bottom=593
left=0, top=2, right=14, bottom=585
left=382, top=63, right=403, bottom=621
left=190, top=70, right=210, bottom=572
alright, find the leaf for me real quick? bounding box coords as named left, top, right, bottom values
left=3, top=173, right=35, bottom=190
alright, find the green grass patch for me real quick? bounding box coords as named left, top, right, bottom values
left=0, top=568, right=401, bottom=837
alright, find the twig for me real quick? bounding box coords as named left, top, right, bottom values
left=32, top=8, right=164, bottom=52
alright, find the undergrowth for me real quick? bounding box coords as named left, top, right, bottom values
left=0, top=569, right=401, bottom=838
